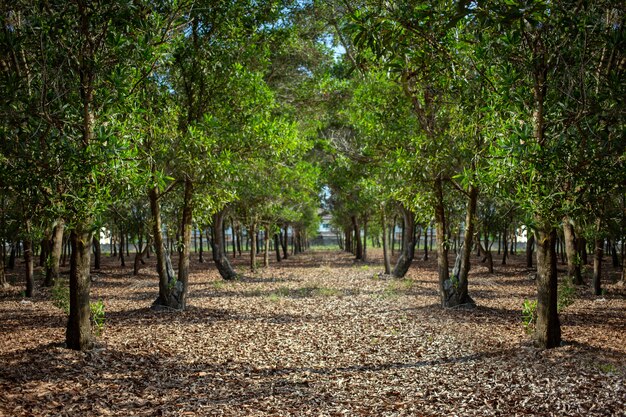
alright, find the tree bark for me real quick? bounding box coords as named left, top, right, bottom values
left=230, top=218, right=237, bottom=258
left=92, top=234, right=101, bottom=270
left=175, top=177, right=193, bottom=310
left=423, top=224, right=429, bottom=260
left=533, top=227, right=561, bottom=349
left=381, top=209, right=391, bottom=275
left=363, top=216, right=368, bottom=262
left=250, top=222, right=257, bottom=272
left=133, top=238, right=150, bottom=276
left=592, top=218, right=604, bottom=296
left=39, top=237, right=49, bottom=268
left=211, top=209, right=238, bottom=280
left=8, top=243, right=16, bottom=269
left=392, top=206, right=416, bottom=278
left=610, top=240, right=619, bottom=268
left=44, top=220, right=65, bottom=287
left=263, top=225, right=270, bottom=267
left=236, top=226, right=242, bottom=256
left=198, top=228, right=204, bottom=263
left=501, top=227, right=508, bottom=265
left=281, top=226, right=289, bottom=259
left=24, top=237, right=34, bottom=297
left=442, top=184, right=477, bottom=308
left=562, top=217, right=583, bottom=285
left=434, top=177, right=450, bottom=291
left=119, top=231, right=125, bottom=267
left=391, top=215, right=396, bottom=256
left=575, top=237, right=587, bottom=265
left=0, top=245, right=7, bottom=288
left=149, top=182, right=181, bottom=309
left=351, top=215, right=363, bottom=260
left=66, top=226, right=94, bottom=351
left=274, top=233, right=281, bottom=262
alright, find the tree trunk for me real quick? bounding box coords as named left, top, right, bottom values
left=8, top=243, right=16, bottom=269
left=610, top=240, right=619, bottom=268
left=0, top=245, right=7, bottom=288
left=149, top=182, right=181, bottom=310
left=501, top=228, right=508, bottom=265
left=423, top=224, right=429, bottom=260
left=434, top=177, right=450, bottom=291
left=526, top=233, right=535, bottom=268
left=44, top=220, right=65, bottom=287
left=562, top=217, right=583, bottom=285
left=174, top=177, right=193, bottom=310
left=237, top=226, right=242, bottom=256
left=533, top=227, right=561, bottom=349
left=24, top=236, right=34, bottom=298
left=381, top=209, right=391, bottom=275
left=92, top=234, right=101, bottom=270
left=479, top=231, right=494, bottom=273
left=363, top=217, right=368, bottom=262
left=351, top=215, right=362, bottom=260
left=578, top=237, right=588, bottom=265
left=442, top=184, right=477, bottom=308
left=391, top=215, right=396, bottom=256
left=392, top=206, right=416, bottom=278
left=274, top=233, right=281, bottom=262
left=592, top=218, right=604, bottom=296
left=280, top=227, right=288, bottom=259
left=66, top=226, right=94, bottom=351
left=119, top=231, right=125, bottom=267
left=39, top=237, right=49, bottom=268
left=230, top=218, right=237, bottom=258
left=250, top=222, right=257, bottom=272
left=133, top=238, right=150, bottom=276
left=211, top=209, right=238, bottom=280
left=264, top=225, right=270, bottom=267
left=198, top=228, right=204, bottom=263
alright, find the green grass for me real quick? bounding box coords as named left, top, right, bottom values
left=381, top=278, right=413, bottom=298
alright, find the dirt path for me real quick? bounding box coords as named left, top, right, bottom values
left=1, top=249, right=625, bottom=416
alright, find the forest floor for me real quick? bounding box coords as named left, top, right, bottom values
left=0, top=248, right=625, bottom=416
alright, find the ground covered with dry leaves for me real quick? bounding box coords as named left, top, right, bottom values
left=1, top=248, right=625, bottom=416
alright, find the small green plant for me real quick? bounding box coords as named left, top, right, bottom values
left=167, top=277, right=178, bottom=290
left=212, top=280, right=224, bottom=291
left=90, top=299, right=105, bottom=336
left=276, top=286, right=291, bottom=297
left=557, top=279, right=575, bottom=312
left=52, top=280, right=70, bottom=314
left=596, top=363, right=616, bottom=374
left=522, top=299, right=537, bottom=333
left=267, top=293, right=282, bottom=302
left=381, top=279, right=413, bottom=298
left=360, top=264, right=370, bottom=271
left=314, top=286, right=341, bottom=297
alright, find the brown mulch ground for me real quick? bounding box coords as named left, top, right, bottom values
left=1, top=248, right=625, bottom=416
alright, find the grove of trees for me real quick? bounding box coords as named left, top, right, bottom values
left=1, top=0, right=624, bottom=352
